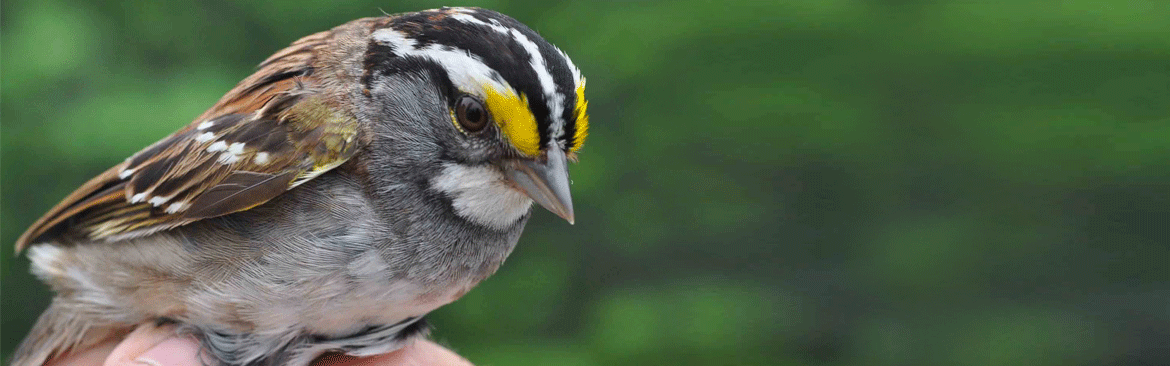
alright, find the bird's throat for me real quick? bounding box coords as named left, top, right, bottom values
left=430, top=163, right=532, bottom=230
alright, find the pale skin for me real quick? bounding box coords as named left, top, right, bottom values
left=47, top=323, right=473, bottom=366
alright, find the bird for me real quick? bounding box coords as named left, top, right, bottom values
left=11, top=7, right=588, bottom=366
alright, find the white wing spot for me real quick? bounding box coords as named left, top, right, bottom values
left=197, top=120, right=214, bottom=130
left=253, top=152, right=270, bottom=165
left=147, top=194, right=175, bottom=207
left=218, top=153, right=241, bottom=164
left=130, top=193, right=147, bottom=203
left=196, top=132, right=215, bottom=142
left=119, top=168, right=136, bottom=179
left=227, top=142, right=245, bottom=155
left=217, top=142, right=246, bottom=164
left=165, top=201, right=188, bottom=214
left=206, top=141, right=228, bottom=153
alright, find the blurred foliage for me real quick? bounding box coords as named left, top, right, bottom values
left=3, top=1, right=1169, bottom=365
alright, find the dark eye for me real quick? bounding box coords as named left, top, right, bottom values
left=455, top=95, right=488, bottom=132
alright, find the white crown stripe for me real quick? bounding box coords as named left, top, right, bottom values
left=556, top=46, right=583, bottom=90
left=449, top=12, right=567, bottom=140
left=450, top=13, right=511, bottom=34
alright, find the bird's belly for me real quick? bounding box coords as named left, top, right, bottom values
left=183, top=248, right=489, bottom=338
left=292, top=277, right=479, bottom=337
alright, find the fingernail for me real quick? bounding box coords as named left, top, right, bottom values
left=130, top=357, right=163, bottom=366
left=131, top=337, right=202, bottom=366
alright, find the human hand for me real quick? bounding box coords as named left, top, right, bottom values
left=46, top=322, right=472, bottom=366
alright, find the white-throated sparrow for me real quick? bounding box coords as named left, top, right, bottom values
left=12, top=7, right=588, bottom=366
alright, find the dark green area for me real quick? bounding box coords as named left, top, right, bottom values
left=3, top=1, right=1168, bottom=364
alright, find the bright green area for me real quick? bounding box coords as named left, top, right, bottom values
left=3, top=1, right=1168, bottom=365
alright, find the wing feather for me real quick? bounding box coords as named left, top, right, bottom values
left=15, top=28, right=362, bottom=251
left=184, top=171, right=298, bottom=219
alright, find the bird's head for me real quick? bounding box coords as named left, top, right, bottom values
left=354, top=7, right=588, bottom=229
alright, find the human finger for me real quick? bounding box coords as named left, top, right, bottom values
left=44, top=340, right=119, bottom=366
left=102, top=324, right=208, bottom=366
left=103, top=322, right=178, bottom=366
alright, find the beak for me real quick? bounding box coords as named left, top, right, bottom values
left=503, top=147, right=575, bottom=224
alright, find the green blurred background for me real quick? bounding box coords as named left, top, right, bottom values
left=3, top=1, right=1169, bottom=365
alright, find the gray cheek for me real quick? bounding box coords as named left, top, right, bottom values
left=360, top=73, right=449, bottom=134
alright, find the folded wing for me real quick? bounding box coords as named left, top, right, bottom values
left=16, top=29, right=362, bottom=249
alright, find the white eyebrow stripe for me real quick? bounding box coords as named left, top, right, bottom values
left=372, top=28, right=510, bottom=96
left=450, top=12, right=566, bottom=137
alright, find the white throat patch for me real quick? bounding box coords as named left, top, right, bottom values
left=430, top=163, right=532, bottom=229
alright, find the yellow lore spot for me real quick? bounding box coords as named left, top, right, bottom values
left=571, top=81, right=589, bottom=153
left=482, top=85, right=541, bottom=156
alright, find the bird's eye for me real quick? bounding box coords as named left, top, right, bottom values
left=455, top=95, right=489, bottom=132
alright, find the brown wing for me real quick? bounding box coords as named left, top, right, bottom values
left=15, top=29, right=363, bottom=250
